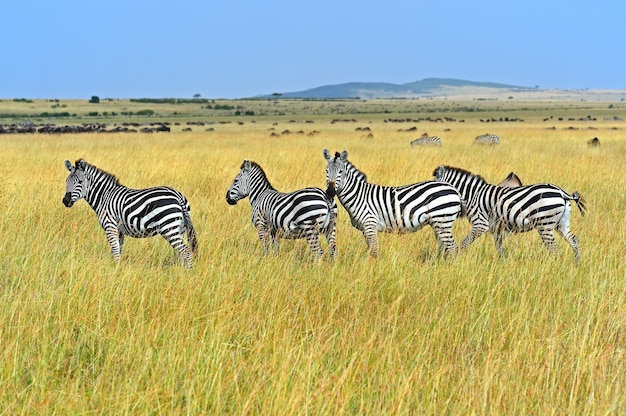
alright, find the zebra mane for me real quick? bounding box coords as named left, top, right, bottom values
left=243, top=160, right=275, bottom=190
left=334, top=152, right=368, bottom=183
left=79, top=160, right=121, bottom=186
left=440, top=165, right=488, bottom=184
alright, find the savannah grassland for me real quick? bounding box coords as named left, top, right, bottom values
left=1, top=98, right=626, bottom=414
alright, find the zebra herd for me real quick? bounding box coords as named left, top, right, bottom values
left=410, top=133, right=500, bottom=147
left=63, top=151, right=587, bottom=267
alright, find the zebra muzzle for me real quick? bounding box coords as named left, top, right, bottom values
left=226, top=192, right=237, bottom=206
left=63, top=193, right=74, bottom=207
left=325, top=183, right=337, bottom=199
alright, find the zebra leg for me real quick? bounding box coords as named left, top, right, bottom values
left=492, top=228, right=507, bottom=257
left=168, top=236, right=193, bottom=268
left=555, top=209, right=582, bottom=265
left=270, top=230, right=281, bottom=254
left=363, top=228, right=379, bottom=258
left=324, top=224, right=338, bottom=260
left=304, top=228, right=324, bottom=260
left=104, top=226, right=122, bottom=261
left=431, top=222, right=458, bottom=256
left=461, top=223, right=488, bottom=249
left=161, top=225, right=193, bottom=267
left=256, top=225, right=271, bottom=255
left=556, top=228, right=582, bottom=265
left=537, top=227, right=558, bottom=258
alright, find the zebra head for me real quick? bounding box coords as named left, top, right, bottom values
left=432, top=165, right=448, bottom=183
left=63, top=159, right=88, bottom=207
left=226, top=160, right=253, bottom=205
left=323, top=149, right=350, bottom=197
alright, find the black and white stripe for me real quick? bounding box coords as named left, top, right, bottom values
left=63, top=159, right=197, bottom=267
left=473, top=133, right=500, bottom=145
left=226, top=160, right=337, bottom=259
left=323, top=149, right=462, bottom=258
left=433, top=165, right=586, bottom=263
left=411, top=133, right=442, bottom=147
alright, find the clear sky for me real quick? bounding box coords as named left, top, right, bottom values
left=2, top=0, right=624, bottom=99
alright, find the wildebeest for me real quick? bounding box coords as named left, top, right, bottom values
left=587, top=137, right=600, bottom=147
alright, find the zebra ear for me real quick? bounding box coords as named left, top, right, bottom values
left=340, top=150, right=348, bottom=160
left=242, top=160, right=251, bottom=171
left=64, top=160, right=74, bottom=172
left=323, top=148, right=331, bottom=161
left=77, top=160, right=87, bottom=170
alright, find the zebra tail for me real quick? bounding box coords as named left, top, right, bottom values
left=184, top=211, right=198, bottom=256
left=572, top=192, right=587, bottom=217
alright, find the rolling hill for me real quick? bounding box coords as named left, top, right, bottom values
left=261, top=78, right=626, bottom=101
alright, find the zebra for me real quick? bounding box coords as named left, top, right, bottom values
left=323, top=149, right=462, bottom=258
left=410, top=132, right=442, bottom=147
left=433, top=165, right=586, bottom=264
left=226, top=160, right=337, bottom=260
left=63, top=159, right=197, bottom=267
left=497, top=172, right=523, bottom=188
left=474, top=133, right=500, bottom=145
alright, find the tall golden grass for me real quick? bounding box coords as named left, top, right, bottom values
left=1, top=116, right=625, bottom=414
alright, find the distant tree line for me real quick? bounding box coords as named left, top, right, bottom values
left=130, top=98, right=211, bottom=104
left=0, top=112, right=74, bottom=118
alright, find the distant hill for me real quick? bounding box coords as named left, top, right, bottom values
left=263, top=78, right=534, bottom=99
left=259, top=78, right=626, bottom=101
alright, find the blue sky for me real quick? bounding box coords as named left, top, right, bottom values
left=2, top=0, right=624, bottom=99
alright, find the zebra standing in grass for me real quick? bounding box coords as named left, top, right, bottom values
left=410, top=132, right=442, bottom=147
left=63, top=159, right=197, bottom=267
left=226, top=160, right=337, bottom=260
left=323, top=149, right=462, bottom=258
left=474, top=133, right=500, bottom=145
left=433, top=165, right=586, bottom=264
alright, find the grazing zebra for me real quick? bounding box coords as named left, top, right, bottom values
left=497, top=172, right=523, bottom=188
left=433, top=165, right=586, bottom=264
left=323, top=149, right=462, bottom=258
left=474, top=133, right=500, bottom=145
left=226, top=160, right=337, bottom=260
left=410, top=132, right=442, bottom=147
left=63, top=160, right=197, bottom=267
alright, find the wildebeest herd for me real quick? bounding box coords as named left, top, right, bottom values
left=63, top=145, right=587, bottom=267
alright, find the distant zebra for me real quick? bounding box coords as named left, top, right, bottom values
left=497, top=172, right=523, bottom=188
left=410, top=132, right=442, bottom=147
left=226, top=160, right=337, bottom=259
left=433, top=165, right=586, bottom=264
left=63, top=160, right=197, bottom=267
left=474, top=133, right=500, bottom=145
left=323, top=149, right=462, bottom=258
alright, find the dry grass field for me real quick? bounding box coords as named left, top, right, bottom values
left=1, top=99, right=626, bottom=414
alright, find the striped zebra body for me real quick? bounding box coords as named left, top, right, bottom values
left=63, top=160, right=197, bottom=267
left=474, top=133, right=500, bottom=145
left=226, top=160, right=337, bottom=259
left=323, top=149, right=462, bottom=258
left=411, top=134, right=442, bottom=147
left=433, top=165, right=586, bottom=263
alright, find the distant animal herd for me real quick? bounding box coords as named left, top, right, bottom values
left=63, top=139, right=588, bottom=267
left=408, top=132, right=601, bottom=148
